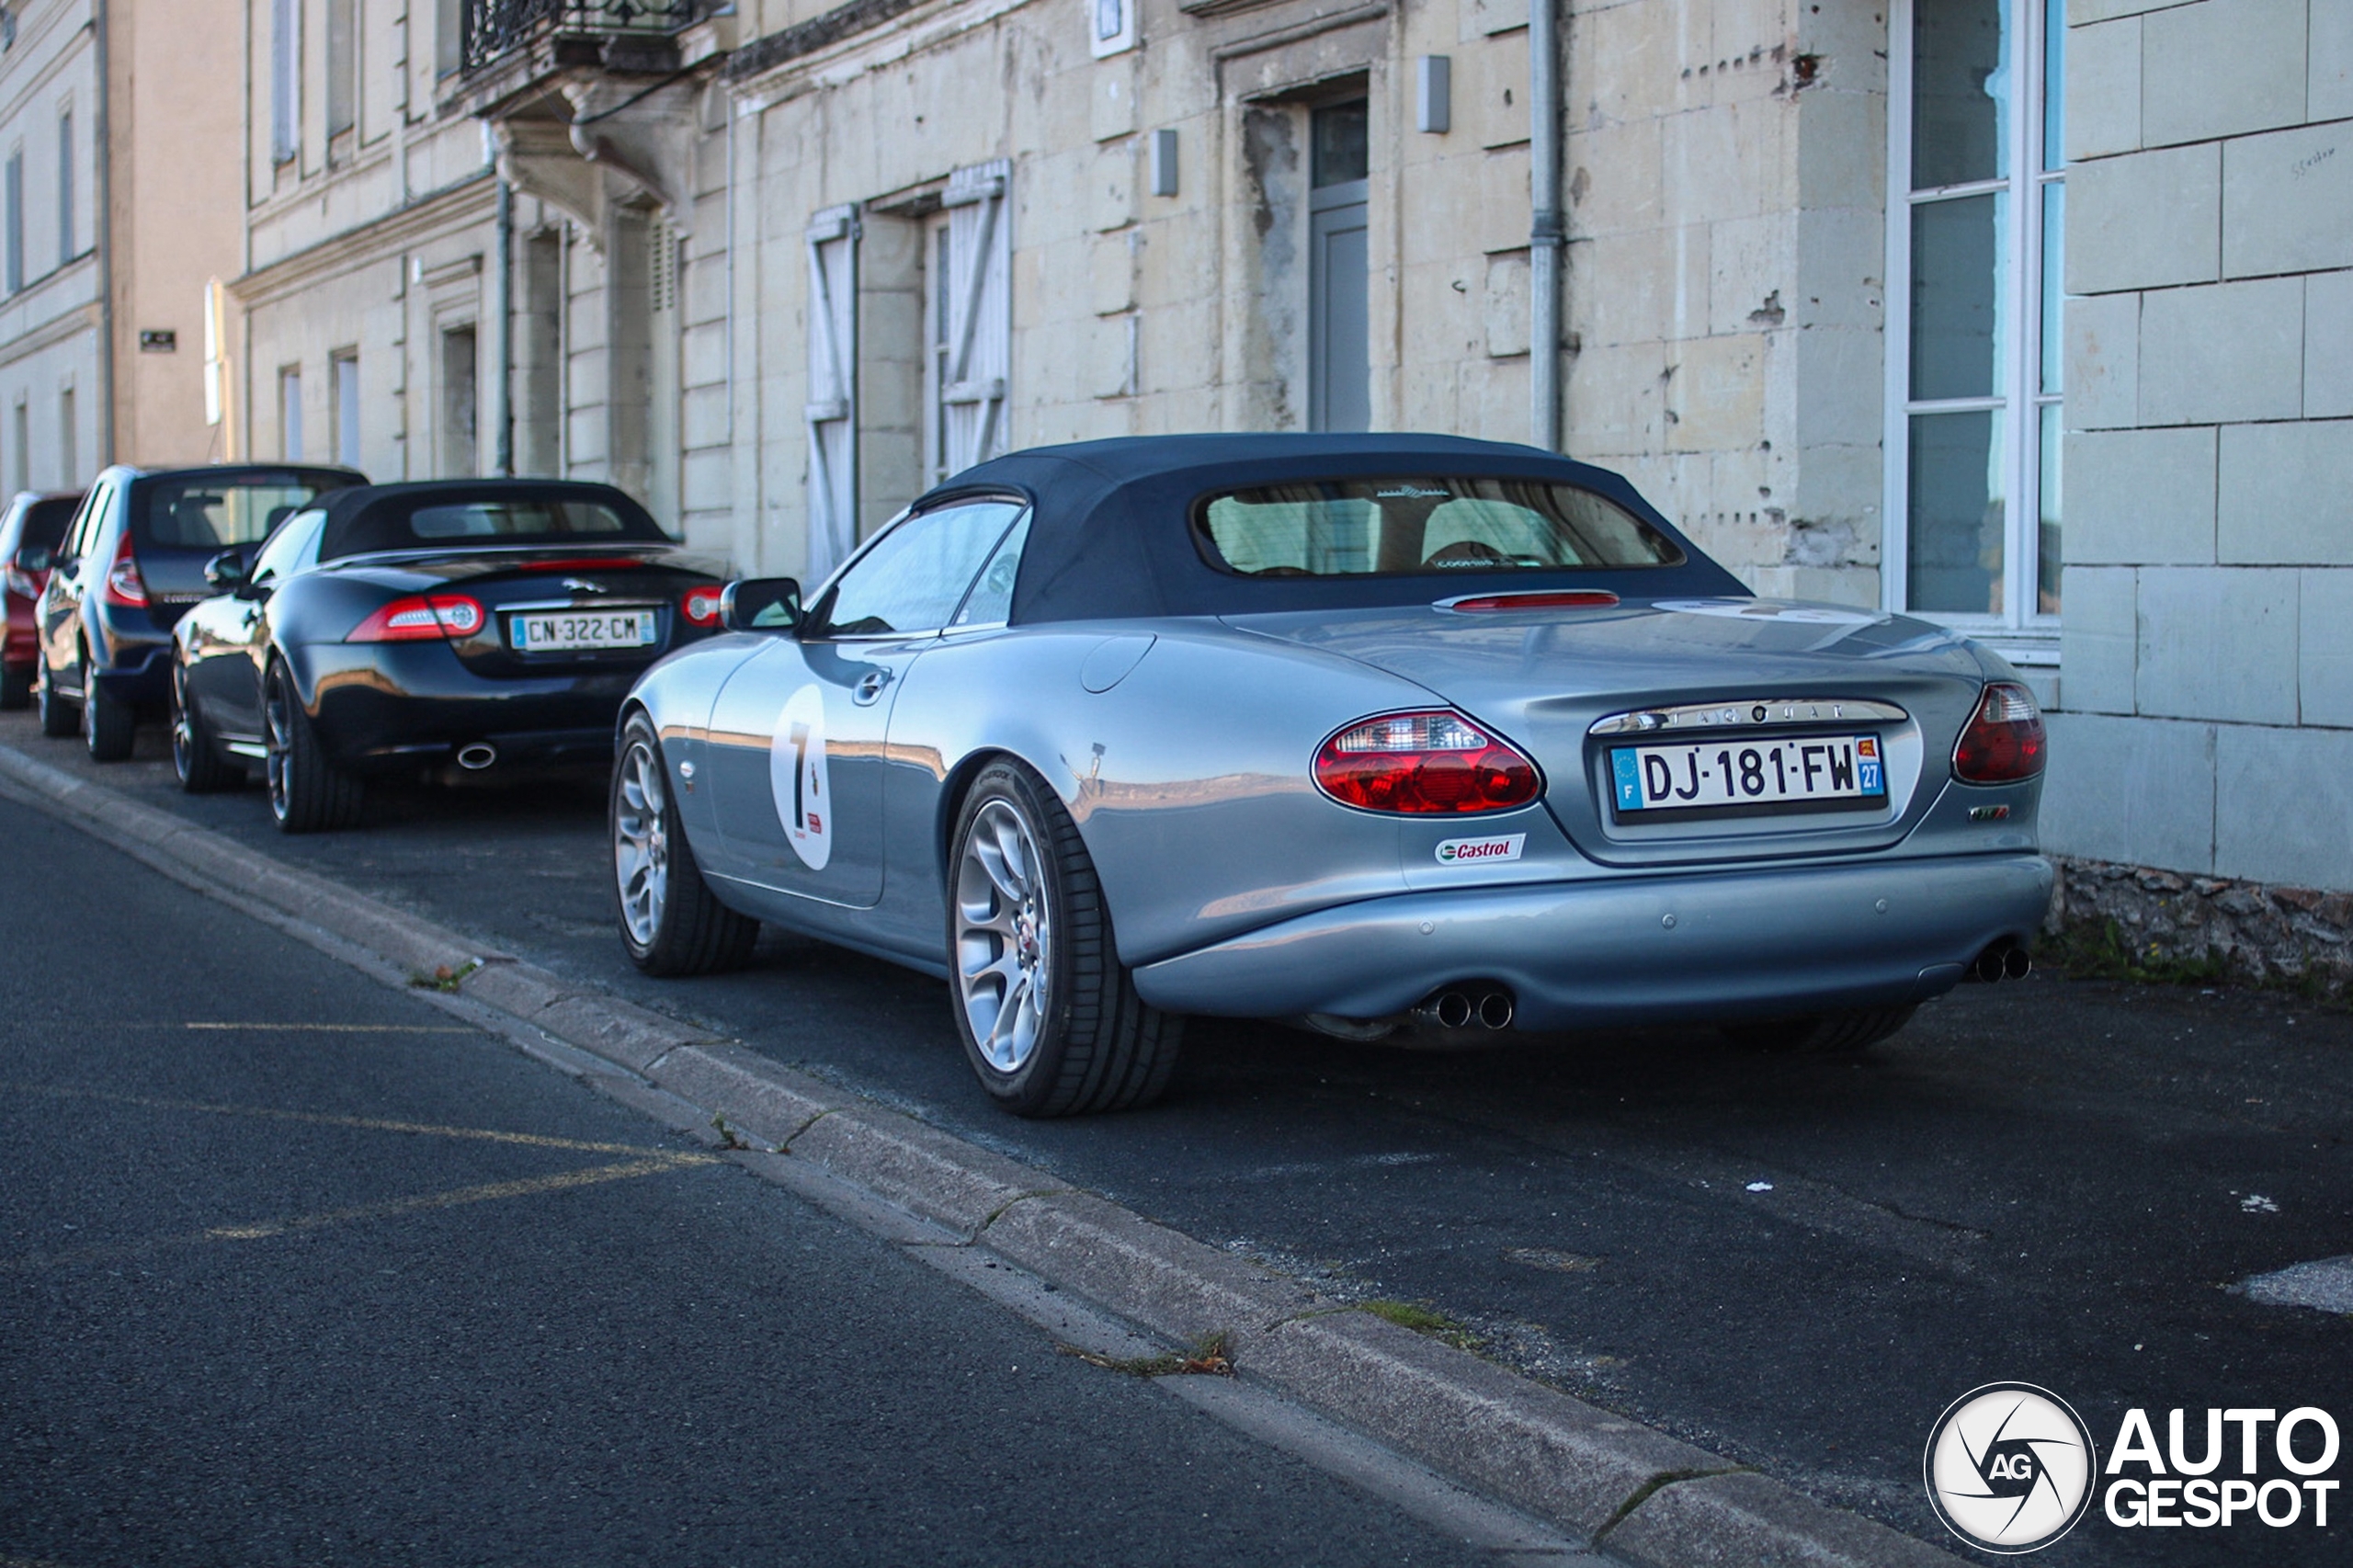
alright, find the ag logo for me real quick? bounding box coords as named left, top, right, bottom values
left=769, top=683, right=831, bottom=870
left=1925, top=1383, right=2097, bottom=1553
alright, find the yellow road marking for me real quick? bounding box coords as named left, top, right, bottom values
left=7, top=1083, right=685, bottom=1156
left=0, top=1155, right=716, bottom=1277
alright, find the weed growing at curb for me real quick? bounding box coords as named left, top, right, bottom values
left=1057, top=1330, right=1233, bottom=1378
left=1360, top=1299, right=1482, bottom=1351
left=2043, top=920, right=2348, bottom=1009
left=409, top=960, right=479, bottom=993
left=710, top=1113, right=750, bottom=1151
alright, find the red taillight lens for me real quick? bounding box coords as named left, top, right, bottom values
left=681, top=585, right=722, bottom=627
left=1953, top=681, right=2046, bottom=783
left=347, top=594, right=487, bottom=642
left=1443, top=590, right=1620, bottom=612
left=102, top=535, right=148, bottom=608
left=1314, top=710, right=1541, bottom=814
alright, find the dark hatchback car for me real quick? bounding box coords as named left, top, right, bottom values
left=1, top=490, right=84, bottom=709
left=171, top=478, right=729, bottom=832
left=36, top=464, right=365, bottom=756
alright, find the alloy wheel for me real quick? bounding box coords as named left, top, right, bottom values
left=170, top=667, right=196, bottom=780
left=264, top=676, right=292, bottom=822
left=954, top=799, right=1052, bottom=1074
left=612, top=739, right=670, bottom=947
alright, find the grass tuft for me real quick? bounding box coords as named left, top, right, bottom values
left=1057, top=1330, right=1234, bottom=1378
left=407, top=960, right=480, bottom=993
left=1360, top=1298, right=1482, bottom=1351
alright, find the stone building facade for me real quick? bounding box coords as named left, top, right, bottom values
left=223, top=0, right=2346, bottom=910
left=0, top=0, right=242, bottom=490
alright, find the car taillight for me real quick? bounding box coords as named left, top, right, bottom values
left=1953, top=681, right=2046, bottom=783
left=102, top=535, right=148, bottom=608
left=1314, top=710, right=1541, bottom=814
left=347, top=594, right=486, bottom=642
left=681, top=585, right=722, bottom=627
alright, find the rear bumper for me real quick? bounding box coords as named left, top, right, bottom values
left=1131, top=852, right=2054, bottom=1029
left=300, top=642, right=642, bottom=772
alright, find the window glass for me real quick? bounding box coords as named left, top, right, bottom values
left=1906, top=411, right=2005, bottom=616
left=19, top=494, right=78, bottom=551
left=1197, top=478, right=1683, bottom=578
left=1912, top=0, right=2009, bottom=188
left=953, top=510, right=1031, bottom=626
left=65, top=483, right=108, bottom=560
left=133, top=476, right=335, bottom=552
left=323, top=495, right=665, bottom=560
left=1312, top=100, right=1369, bottom=187
left=1909, top=193, right=2007, bottom=401
left=816, top=499, right=1025, bottom=636
left=250, top=507, right=326, bottom=585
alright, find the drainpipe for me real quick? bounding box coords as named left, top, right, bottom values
left=1528, top=0, right=1562, bottom=452
left=494, top=174, right=514, bottom=475
left=93, top=0, right=115, bottom=468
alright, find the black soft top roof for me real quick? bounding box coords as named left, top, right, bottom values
left=312, top=479, right=669, bottom=560
left=917, top=434, right=1747, bottom=625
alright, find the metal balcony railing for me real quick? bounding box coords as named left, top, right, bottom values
left=462, top=0, right=699, bottom=71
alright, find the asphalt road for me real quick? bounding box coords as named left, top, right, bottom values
left=0, top=798, right=1529, bottom=1567
left=6, top=711, right=2351, bottom=1564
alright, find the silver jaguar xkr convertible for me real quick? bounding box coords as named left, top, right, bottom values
left=610, top=434, right=2052, bottom=1116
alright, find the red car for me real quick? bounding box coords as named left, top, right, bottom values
left=1, top=490, right=84, bottom=710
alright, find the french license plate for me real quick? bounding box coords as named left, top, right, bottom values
left=510, top=609, right=657, bottom=653
left=1610, top=733, right=1886, bottom=815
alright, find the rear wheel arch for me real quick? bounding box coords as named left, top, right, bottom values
left=936, top=744, right=1091, bottom=893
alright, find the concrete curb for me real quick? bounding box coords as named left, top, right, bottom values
left=0, top=738, right=1961, bottom=1567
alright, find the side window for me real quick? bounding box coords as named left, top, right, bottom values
left=814, top=499, right=1026, bottom=637
left=951, top=510, right=1030, bottom=627
left=250, top=507, right=326, bottom=585
left=64, top=482, right=108, bottom=562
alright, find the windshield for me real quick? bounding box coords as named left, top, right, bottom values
left=322, top=495, right=668, bottom=561
left=133, top=474, right=345, bottom=554
left=1195, top=477, right=1684, bottom=578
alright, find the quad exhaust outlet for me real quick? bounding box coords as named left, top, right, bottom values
left=1971, top=942, right=2032, bottom=983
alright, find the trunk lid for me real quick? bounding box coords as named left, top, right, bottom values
left=324, top=545, right=728, bottom=677
left=1224, top=596, right=1992, bottom=868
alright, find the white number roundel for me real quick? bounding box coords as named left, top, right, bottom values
left=770, top=684, right=832, bottom=870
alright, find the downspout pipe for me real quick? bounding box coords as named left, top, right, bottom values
left=1529, top=0, right=1562, bottom=452
left=494, top=175, right=514, bottom=475
left=94, top=0, right=115, bottom=469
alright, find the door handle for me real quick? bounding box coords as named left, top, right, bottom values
left=852, top=669, right=891, bottom=706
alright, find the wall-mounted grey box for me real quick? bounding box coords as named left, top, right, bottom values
left=1149, top=128, right=1178, bottom=197
left=1416, top=56, right=1451, bottom=134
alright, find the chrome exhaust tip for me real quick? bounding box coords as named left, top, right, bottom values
left=1972, top=942, right=2029, bottom=983
left=1418, top=991, right=1475, bottom=1029
left=456, top=743, right=498, bottom=771
left=2003, top=945, right=2032, bottom=981
left=1476, top=990, right=1515, bottom=1030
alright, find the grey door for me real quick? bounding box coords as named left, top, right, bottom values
left=1309, top=99, right=1370, bottom=434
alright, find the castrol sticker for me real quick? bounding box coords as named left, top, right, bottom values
left=1435, top=834, right=1526, bottom=866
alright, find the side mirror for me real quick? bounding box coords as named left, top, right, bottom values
left=11, top=544, right=50, bottom=574
left=204, top=547, right=253, bottom=593
left=721, top=576, right=802, bottom=633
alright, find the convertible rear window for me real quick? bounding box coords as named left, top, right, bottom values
left=1195, top=477, right=1684, bottom=578
left=322, top=496, right=666, bottom=561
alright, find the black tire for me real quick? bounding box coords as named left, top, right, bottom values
left=265, top=663, right=363, bottom=833
left=1722, top=1005, right=1917, bottom=1056
left=171, top=663, right=241, bottom=793
left=81, top=659, right=135, bottom=762
left=948, top=760, right=1183, bottom=1117
left=610, top=712, right=758, bottom=976
left=36, top=661, right=77, bottom=737
left=0, top=663, right=28, bottom=710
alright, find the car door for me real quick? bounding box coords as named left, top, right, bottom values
left=40, top=483, right=108, bottom=692
left=702, top=497, right=1028, bottom=912
left=190, top=506, right=325, bottom=743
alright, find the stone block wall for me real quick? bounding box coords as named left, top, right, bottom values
left=2050, top=0, right=2353, bottom=894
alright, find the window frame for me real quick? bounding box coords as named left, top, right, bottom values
left=803, top=494, right=1029, bottom=642
left=1881, top=0, right=2064, bottom=661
